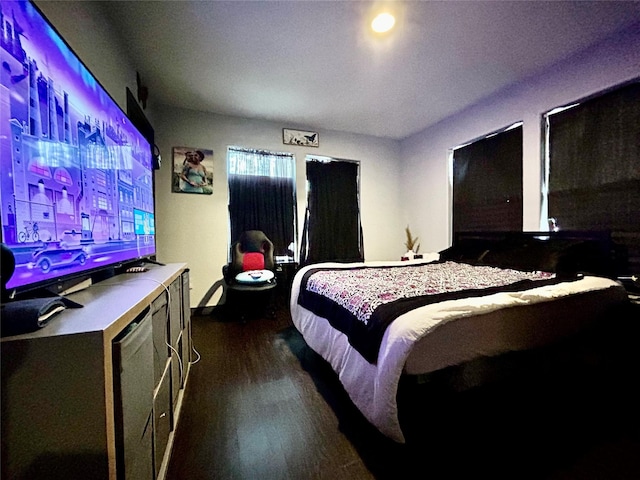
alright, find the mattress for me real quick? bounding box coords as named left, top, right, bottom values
left=290, top=258, right=628, bottom=443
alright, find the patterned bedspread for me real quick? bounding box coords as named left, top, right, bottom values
left=298, top=261, right=563, bottom=363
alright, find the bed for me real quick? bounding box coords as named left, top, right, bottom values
left=289, top=232, right=629, bottom=443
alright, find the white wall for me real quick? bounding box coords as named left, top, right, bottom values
left=400, top=24, right=640, bottom=254
left=35, top=1, right=137, bottom=115
left=152, top=107, right=403, bottom=307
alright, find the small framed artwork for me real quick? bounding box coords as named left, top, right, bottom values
left=283, top=128, right=319, bottom=147
left=172, top=147, right=214, bottom=194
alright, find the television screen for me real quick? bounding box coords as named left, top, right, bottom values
left=0, top=0, right=156, bottom=295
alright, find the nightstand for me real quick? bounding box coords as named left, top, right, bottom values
left=619, top=275, right=639, bottom=303
left=617, top=275, right=640, bottom=324
left=275, top=262, right=299, bottom=303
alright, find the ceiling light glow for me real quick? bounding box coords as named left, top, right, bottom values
left=371, top=12, right=395, bottom=33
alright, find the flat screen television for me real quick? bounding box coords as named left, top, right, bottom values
left=0, top=0, right=156, bottom=297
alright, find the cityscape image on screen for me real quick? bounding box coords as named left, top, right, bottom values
left=0, top=0, right=156, bottom=293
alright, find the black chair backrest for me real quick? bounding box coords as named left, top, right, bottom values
left=238, top=230, right=273, bottom=255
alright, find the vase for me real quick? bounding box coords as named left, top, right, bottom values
left=401, top=250, right=414, bottom=261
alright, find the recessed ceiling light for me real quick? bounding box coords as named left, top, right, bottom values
left=371, top=12, right=395, bottom=33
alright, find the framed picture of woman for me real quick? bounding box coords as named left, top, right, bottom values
left=172, top=147, right=214, bottom=194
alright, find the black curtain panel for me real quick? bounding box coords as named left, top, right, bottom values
left=300, top=160, right=364, bottom=265
left=453, top=125, right=523, bottom=233
left=228, top=175, right=295, bottom=257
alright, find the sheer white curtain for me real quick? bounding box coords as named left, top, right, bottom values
left=228, top=147, right=295, bottom=178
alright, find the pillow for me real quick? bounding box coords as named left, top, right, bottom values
left=479, top=240, right=559, bottom=272
left=479, top=238, right=613, bottom=277
left=439, top=238, right=493, bottom=263
left=242, top=252, right=265, bottom=271
left=442, top=235, right=614, bottom=277
left=553, top=240, right=613, bottom=277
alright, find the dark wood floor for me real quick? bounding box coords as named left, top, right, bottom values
left=166, top=299, right=640, bottom=479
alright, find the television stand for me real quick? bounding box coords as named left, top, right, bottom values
left=1, top=263, right=191, bottom=480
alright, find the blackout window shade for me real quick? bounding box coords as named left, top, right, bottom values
left=453, top=125, right=523, bottom=233
left=228, top=175, right=296, bottom=256
left=227, top=148, right=297, bottom=258
left=547, top=80, right=640, bottom=231
left=547, top=80, right=640, bottom=273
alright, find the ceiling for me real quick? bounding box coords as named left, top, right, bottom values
left=100, top=1, right=640, bottom=140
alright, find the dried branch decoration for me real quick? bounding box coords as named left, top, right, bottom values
left=404, top=225, right=420, bottom=253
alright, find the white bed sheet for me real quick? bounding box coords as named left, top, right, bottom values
left=289, top=259, right=628, bottom=443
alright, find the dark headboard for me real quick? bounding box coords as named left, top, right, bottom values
left=441, top=231, right=623, bottom=278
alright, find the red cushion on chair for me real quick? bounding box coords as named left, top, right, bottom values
left=242, top=252, right=265, bottom=271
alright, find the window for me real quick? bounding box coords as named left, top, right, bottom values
left=227, top=147, right=297, bottom=261
left=299, top=157, right=363, bottom=265
left=543, top=80, right=640, bottom=273
left=451, top=123, right=523, bottom=234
